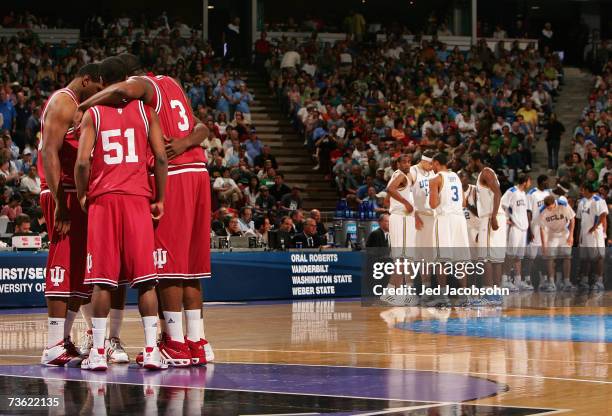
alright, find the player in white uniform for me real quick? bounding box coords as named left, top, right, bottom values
left=429, top=153, right=470, bottom=306
left=525, top=175, right=550, bottom=289
left=469, top=152, right=507, bottom=306
left=576, top=183, right=608, bottom=291
left=409, top=150, right=436, bottom=296
left=460, top=171, right=479, bottom=257
left=384, top=154, right=418, bottom=305
left=537, top=196, right=576, bottom=292
left=500, top=174, right=532, bottom=291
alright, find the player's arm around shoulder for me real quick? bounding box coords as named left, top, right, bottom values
left=75, top=110, right=96, bottom=212
left=147, top=108, right=168, bottom=220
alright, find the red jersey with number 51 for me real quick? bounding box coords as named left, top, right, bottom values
left=138, top=75, right=206, bottom=165
left=86, top=101, right=153, bottom=200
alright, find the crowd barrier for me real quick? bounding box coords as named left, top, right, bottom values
left=0, top=250, right=363, bottom=308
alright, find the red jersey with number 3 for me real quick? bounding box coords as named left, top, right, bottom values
left=138, top=75, right=206, bottom=165
left=86, top=101, right=153, bottom=200
left=37, top=87, right=81, bottom=191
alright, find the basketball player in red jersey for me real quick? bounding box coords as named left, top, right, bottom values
left=75, top=97, right=168, bottom=371
left=39, top=63, right=105, bottom=366
left=75, top=54, right=212, bottom=366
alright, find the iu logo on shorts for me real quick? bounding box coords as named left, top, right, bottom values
left=49, top=266, right=66, bottom=287
left=87, top=253, right=93, bottom=273
left=153, top=249, right=167, bottom=269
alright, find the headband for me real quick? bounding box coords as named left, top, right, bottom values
left=421, top=156, right=433, bottom=162
left=557, top=184, right=569, bottom=193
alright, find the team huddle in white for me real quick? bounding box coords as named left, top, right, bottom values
left=383, top=150, right=608, bottom=307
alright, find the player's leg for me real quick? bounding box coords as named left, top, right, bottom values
left=41, top=192, right=81, bottom=366
left=138, top=282, right=165, bottom=370
left=184, top=170, right=214, bottom=364
left=106, top=285, right=129, bottom=364
left=81, top=284, right=111, bottom=371
left=158, top=281, right=191, bottom=366
left=154, top=174, right=192, bottom=367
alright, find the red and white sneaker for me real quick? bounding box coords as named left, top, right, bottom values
left=41, top=339, right=82, bottom=367
left=80, top=348, right=108, bottom=371
left=79, top=330, right=93, bottom=357
left=142, top=346, right=168, bottom=370
left=185, top=338, right=207, bottom=366
left=159, top=334, right=191, bottom=367
left=106, top=337, right=130, bottom=364
left=63, top=337, right=84, bottom=367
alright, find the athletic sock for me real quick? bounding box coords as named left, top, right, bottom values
left=91, top=318, right=107, bottom=350
left=80, top=302, right=94, bottom=330
left=47, top=318, right=65, bottom=348
left=596, top=276, right=603, bottom=283
left=160, top=318, right=167, bottom=336
left=524, top=275, right=531, bottom=283
left=185, top=309, right=203, bottom=342
left=142, top=316, right=158, bottom=348
left=108, top=309, right=124, bottom=339
left=163, top=311, right=183, bottom=342
left=515, top=275, right=522, bottom=283
left=64, top=310, right=77, bottom=340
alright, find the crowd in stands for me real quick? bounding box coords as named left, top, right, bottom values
left=265, top=30, right=563, bottom=209
left=562, top=58, right=612, bottom=205
left=0, top=11, right=321, bottom=245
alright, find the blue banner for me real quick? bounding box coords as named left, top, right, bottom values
left=0, top=251, right=364, bottom=308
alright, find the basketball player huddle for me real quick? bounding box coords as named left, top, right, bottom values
left=383, top=150, right=608, bottom=308
left=39, top=54, right=214, bottom=371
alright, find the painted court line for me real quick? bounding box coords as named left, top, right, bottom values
left=214, top=347, right=612, bottom=367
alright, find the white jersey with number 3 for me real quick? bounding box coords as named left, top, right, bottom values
left=435, top=171, right=464, bottom=216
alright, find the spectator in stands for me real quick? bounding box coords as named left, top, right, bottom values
left=292, top=218, right=324, bottom=248
left=215, top=216, right=244, bottom=237
left=255, top=216, right=271, bottom=245
left=289, top=209, right=304, bottom=234
left=223, top=16, right=242, bottom=64
left=366, top=214, right=390, bottom=248
left=0, top=90, right=16, bottom=133
left=278, top=215, right=294, bottom=235
left=270, top=173, right=291, bottom=202
left=280, top=44, right=301, bottom=72
left=233, top=84, right=253, bottom=124
left=213, top=168, right=242, bottom=204
left=281, top=187, right=303, bottom=213
left=243, top=176, right=261, bottom=207
left=28, top=207, right=46, bottom=236
left=245, top=131, right=263, bottom=161
left=1, top=194, right=22, bottom=221
left=309, top=209, right=327, bottom=237
left=238, top=206, right=255, bottom=235
left=19, top=163, right=40, bottom=196
left=255, top=185, right=276, bottom=216
left=254, top=145, right=278, bottom=170
left=13, top=213, right=31, bottom=235
left=254, top=31, right=272, bottom=74
left=544, top=113, right=565, bottom=172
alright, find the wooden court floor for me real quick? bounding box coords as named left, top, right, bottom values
left=0, top=293, right=610, bottom=415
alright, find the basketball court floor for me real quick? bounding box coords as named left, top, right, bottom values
left=0, top=293, right=609, bottom=415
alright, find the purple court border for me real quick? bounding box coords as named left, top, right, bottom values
left=0, top=362, right=502, bottom=403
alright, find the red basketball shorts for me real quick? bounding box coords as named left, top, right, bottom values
left=151, top=163, right=211, bottom=280
left=40, top=189, right=91, bottom=298
left=84, top=194, right=157, bottom=288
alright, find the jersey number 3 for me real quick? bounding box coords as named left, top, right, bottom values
left=170, top=99, right=189, bottom=132
left=101, top=128, right=138, bottom=165
left=451, top=185, right=459, bottom=202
